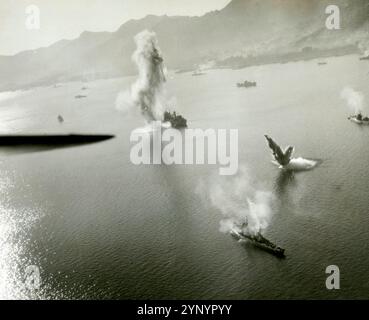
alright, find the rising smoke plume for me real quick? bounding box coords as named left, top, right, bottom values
left=198, top=167, right=275, bottom=236
left=358, top=41, right=369, bottom=58
left=341, top=87, right=364, bottom=115
left=116, top=30, right=167, bottom=122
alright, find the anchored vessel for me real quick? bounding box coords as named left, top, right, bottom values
left=75, top=95, right=87, bottom=99
left=192, top=70, right=206, bottom=76
left=348, top=113, right=369, bottom=125
left=230, top=228, right=285, bottom=258
left=237, top=80, right=256, bottom=88
left=164, top=111, right=187, bottom=129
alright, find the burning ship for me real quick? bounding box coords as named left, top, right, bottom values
left=237, top=80, right=256, bottom=88
left=164, top=111, right=187, bottom=129
left=230, top=221, right=285, bottom=258
left=348, top=113, right=369, bottom=125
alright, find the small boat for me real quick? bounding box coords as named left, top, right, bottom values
left=75, top=95, right=87, bottom=99
left=192, top=70, right=206, bottom=76
left=230, top=228, right=285, bottom=258
left=318, top=62, right=327, bottom=65
left=237, top=80, right=256, bottom=88
left=57, top=115, right=64, bottom=123
left=348, top=114, right=369, bottom=125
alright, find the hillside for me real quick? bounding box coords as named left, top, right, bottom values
left=0, top=0, right=368, bottom=91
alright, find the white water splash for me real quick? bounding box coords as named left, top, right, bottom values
left=272, top=157, right=318, bottom=171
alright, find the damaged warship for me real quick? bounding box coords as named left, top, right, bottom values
left=348, top=113, right=369, bottom=125
left=164, top=111, right=187, bottom=129
left=230, top=222, right=285, bottom=258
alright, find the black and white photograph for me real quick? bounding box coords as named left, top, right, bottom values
left=0, top=0, right=369, bottom=304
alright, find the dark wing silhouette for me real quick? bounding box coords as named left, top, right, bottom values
left=264, top=135, right=293, bottom=166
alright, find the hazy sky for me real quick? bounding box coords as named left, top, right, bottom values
left=0, top=0, right=231, bottom=56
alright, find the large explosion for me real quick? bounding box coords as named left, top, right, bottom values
left=116, top=30, right=167, bottom=122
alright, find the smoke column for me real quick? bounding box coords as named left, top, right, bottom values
left=358, top=41, right=369, bottom=57
left=341, top=87, right=364, bottom=115
left=116, top=30, right=167, bottom=122
left=198, top=167, right=274, bottom=236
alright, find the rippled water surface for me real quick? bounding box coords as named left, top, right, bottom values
left=1, top=55, right=369, bottom=299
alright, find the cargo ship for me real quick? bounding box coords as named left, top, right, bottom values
left=237, top=80, right=256, bottom=88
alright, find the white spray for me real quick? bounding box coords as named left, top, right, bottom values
left=198, top=167, right=274, bottom=236
left=116, top=30, right=167, bottom=122
left=341, top=87, right=364, bottom=115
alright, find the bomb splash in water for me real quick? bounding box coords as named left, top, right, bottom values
left=131, top=30, right=166, bottom=122
left=264, top=135, right=317, bottom=171
left=116, top=30, right=187, bottom=128
left=115, top=30, right=166, bottom=121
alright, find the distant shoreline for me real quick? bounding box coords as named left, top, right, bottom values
left=215, top=45, right=359, bottom=70
left=0, top=46, right=362, bottom=93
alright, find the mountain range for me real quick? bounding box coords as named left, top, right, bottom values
left=1, top=0, right=368, bottom=91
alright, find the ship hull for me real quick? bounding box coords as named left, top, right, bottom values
left=230, top=229, right=285, bottom=258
